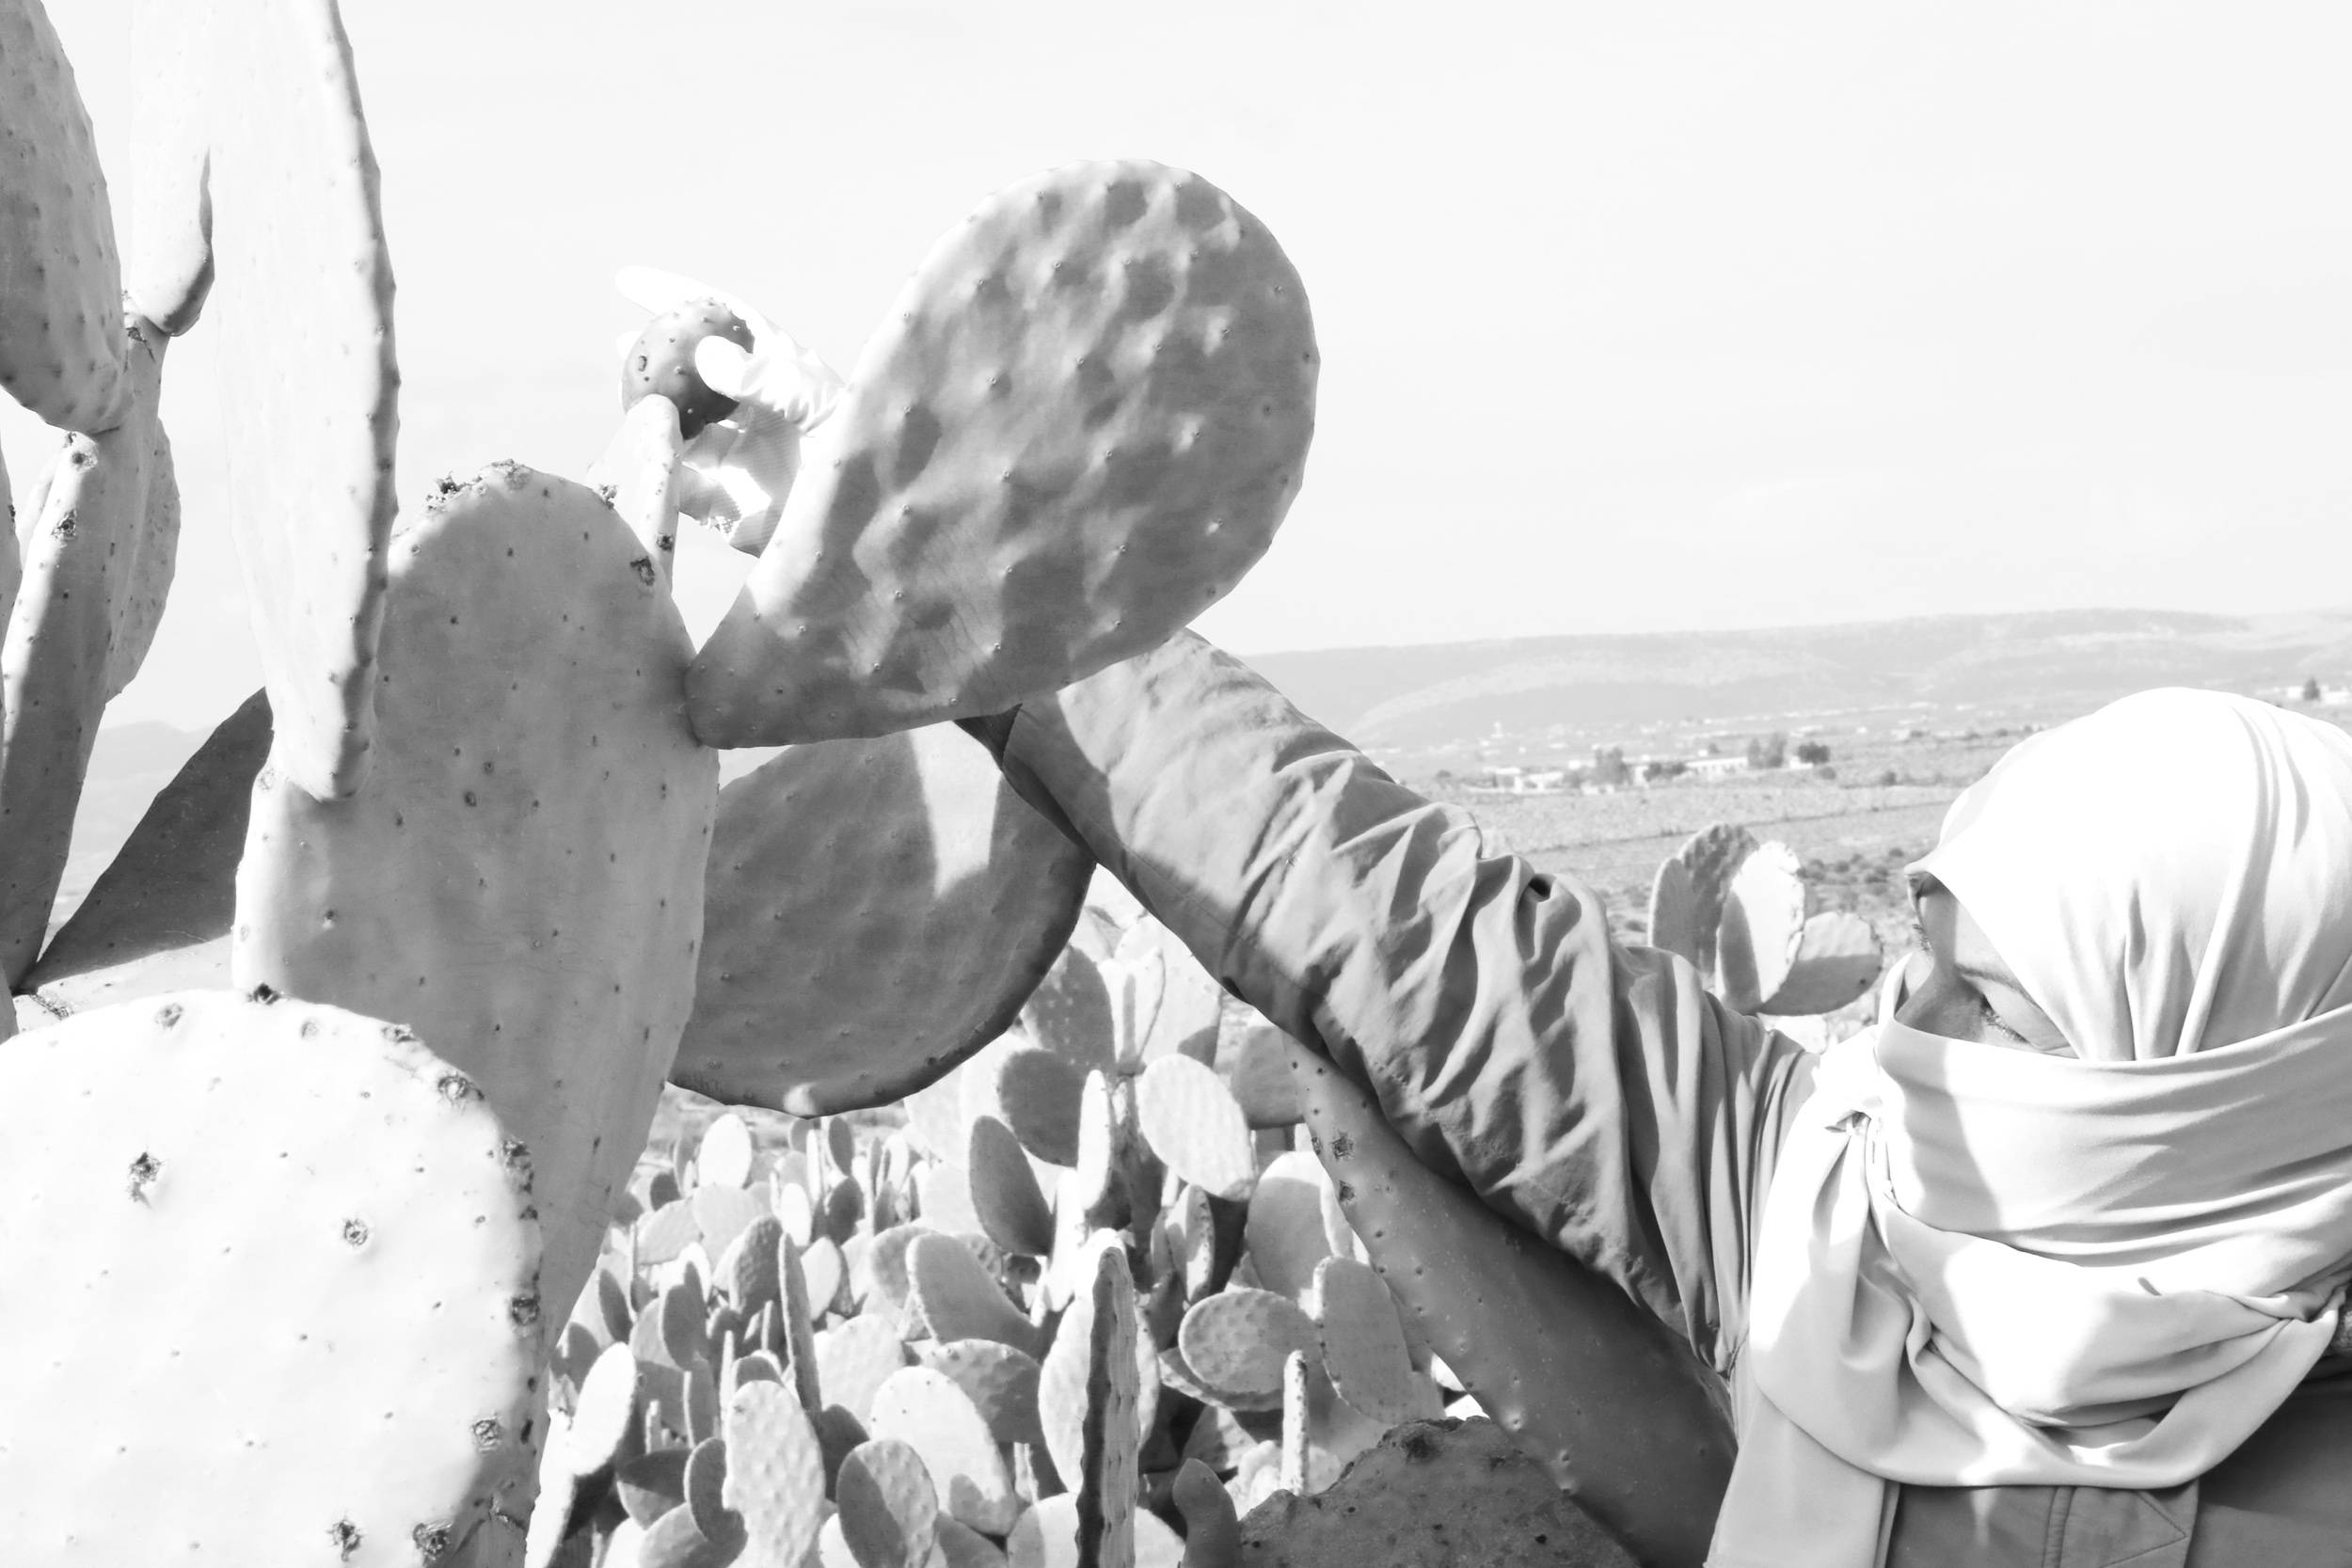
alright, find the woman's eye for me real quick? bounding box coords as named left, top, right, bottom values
left=1979, top=993, right=2027, bottom=1043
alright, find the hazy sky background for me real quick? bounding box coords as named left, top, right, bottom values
left=11, top=1, right=2352, bottom=732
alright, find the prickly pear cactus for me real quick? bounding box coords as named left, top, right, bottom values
left=1648, top=822, right=1885, bottom=1020
left=672, top=722, right=1089, bottom=1115
left=0, top=0, right=129, bottom=432
left=209, top=0, right=399, bottom=800
left=234, top=463, right=718, bottom=1337
left=0, top=320, right=182, bottom=983
left=687, top=159, right=1318, bottom=746
left=126, top=0, right=215, bottom=333
left=0, top=990, right=545, bottom=1564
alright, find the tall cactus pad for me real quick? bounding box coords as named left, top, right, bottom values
left=1714, top=841, right=1804, bottom=1014
left=128, top=0, right=215, bottom=333
left=673, top=723, right=1088, bottom=1114
left=210, top=0, right=398, bottom=800
left=0, top=0, right=129, bottom=432
left=1757, top=910, right=1883, bottom=1017
left=21, top=689, right=268, bottom=1019
left=687, top=159, right=1317, bottom=745
left=234, top=463, right=718, bottom=1337
left=0, top=328, right=182, bottom=983
left=0, top=991, right=544, bottom=1564
left=1292, top=1053, right=1731, bottom=1568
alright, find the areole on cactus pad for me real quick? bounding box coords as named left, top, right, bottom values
left=686, top=158, right=1318, bottom=746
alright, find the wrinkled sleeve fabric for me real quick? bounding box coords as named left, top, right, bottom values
left=983, top=632, right=1820, bottom=1375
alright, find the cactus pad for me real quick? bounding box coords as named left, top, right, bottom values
left=722, top=1381, right=828, bottom=1568
left=924, top=1339, right=1045, bottom=1449
left=0, top=990, right=543, bottom=1563
left=21, top=689, right=268, bottom=1020
left=674, top=723, right=1089, bottom=1115
left=1234, top=1418, right=1638, bottom=1568
left=1135, top=1055, right=1255, bottom=1201
left=969, top=1113, right=1057, bottom=1257
left=868, top=1367, right=1020, bottom=1534
left=1178, top=1290, right=1318, bottom=1403
left=1756, top=910, right=1883, bottom=1017
left=0, top=330, right=182, bottom=983
left=127, top=0, right=214, bottom=333
left=908, top=1232, right=1041, bottom=1354
left=210, top=0, right=398, bottom=799
left=1293, top=1053, right=1731, bottom=1567
left=1311, top=1258, right=1440, bottom=1426
left=1715, top=840, right=1805, bottom=1013
left=838, top=1438, right=939, bottom=1568
left=687, top=159, right=1317, bottom=745
left=234, top=462, right=718, bottom=1335
left=0, top=0, right=128, bottom=432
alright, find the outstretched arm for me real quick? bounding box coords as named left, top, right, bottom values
left=970, top=630, right=1818, bottom=1376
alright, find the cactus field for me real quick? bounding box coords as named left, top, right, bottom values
left=0, top=2, right=1912, bottom=1564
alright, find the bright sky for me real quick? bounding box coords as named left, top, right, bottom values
left=13, top=1, right=2352, bottom=733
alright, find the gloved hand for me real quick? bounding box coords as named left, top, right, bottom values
left=613, top=265, right=847, bottom=555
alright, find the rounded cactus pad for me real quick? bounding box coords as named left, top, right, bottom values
left=209, top=0, right=398, bottom=800
left=688, top=159, right=1317, bottom=745
left=233, top=462, right=718, bottom=1339
left=672, top=722, right=1089, bottom=1115
left=0, top=0, right=129, bottom=433
left=0, top=990, right=543, bottom=1563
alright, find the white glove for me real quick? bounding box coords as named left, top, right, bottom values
left=613, top=265, right=847, bottom=555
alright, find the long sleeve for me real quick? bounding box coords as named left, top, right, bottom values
left=985, top=631, right=1818, bottom=1375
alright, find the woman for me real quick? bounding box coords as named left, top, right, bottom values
left=673, top=292, right=2352, bottom=1564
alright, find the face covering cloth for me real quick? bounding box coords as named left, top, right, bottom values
left=1708, top=689, right=2352, bottom=1567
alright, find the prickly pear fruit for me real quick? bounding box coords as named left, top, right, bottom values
left=1292, top=1052, right=1731, bottom=1568
left=210, top=0, right=398, bottom=800
left=1715, top=840, right=1804, bottom=1013
left=128, top=0, right=214, bottom=332
left=622, top=298, right=755, bottom=439
left=687, top=159, right=1318, bottom=746
left=233, top=462, right=718, bottom=1337
left=0, top=325, right=180, bottom=983
left=19, top=689, right=267, bottom=1021
left=0, top=990, right=543, bottom=1563
left=0, top=0, right=129, bottom=431
left=674, top=723, right=1089, bottom=1115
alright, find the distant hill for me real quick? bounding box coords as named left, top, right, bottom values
left=1241, top=609, right=2352, bottom=748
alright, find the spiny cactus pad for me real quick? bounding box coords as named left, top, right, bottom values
left=0, top=990, right=544, bottom=1563
left=673, top=723, right=1089, bottom=1115
left=0, top=328, right=181, bottom=983
left=686, top=159, right=1317, bottom=745
left=233, top=462, right=718, bottom=1335
left=210, top=0, right=398, bottom=800
left=127, top=0, right=215, bottom=332
left=1292, top=1053, right=1731, bottom=1568
left=20, top=688, right=268, bottom=1019
left=0, top=0, right=129, bottom=432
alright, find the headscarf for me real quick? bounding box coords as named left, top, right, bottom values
left=1708, top=689, right=2352, bottom=1566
